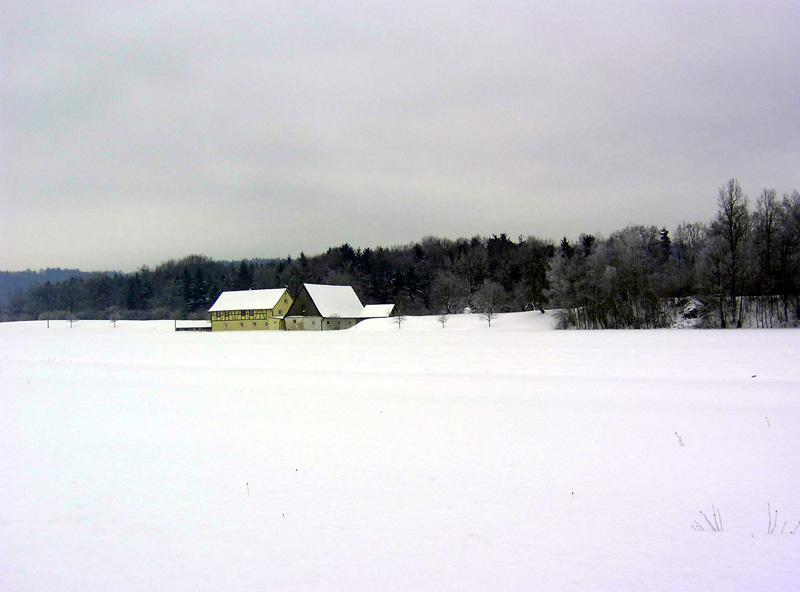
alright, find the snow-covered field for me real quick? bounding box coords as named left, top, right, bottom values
left=1, top=313, right=799, bottom=591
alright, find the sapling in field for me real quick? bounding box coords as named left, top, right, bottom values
left=473, top=281, right=504, bottom=327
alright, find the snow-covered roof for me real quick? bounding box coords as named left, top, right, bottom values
left=303, top=284, right=366, bottom=318
left=362, top=304, right=395, bottom=318
left=208, top=289, right=288, bottom=312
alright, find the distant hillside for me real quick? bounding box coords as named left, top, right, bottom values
left=0, top=269, right=92, bottom=304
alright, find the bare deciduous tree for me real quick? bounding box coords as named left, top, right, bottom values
left=712, top=179, right=751, bottom=327
left=474, top=281, right=505, bottom=327
left=391, top=314, right=407, bottom=329
left=752, top=189, right=779, bottom=294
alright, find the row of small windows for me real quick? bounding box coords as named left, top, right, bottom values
left=215, top=309, right=282, bottom=319
left=291, top=319, right=316, bottom=325
left=222, top=321, right=278, bottom=328
left=288, top=318, right=354, bottom=327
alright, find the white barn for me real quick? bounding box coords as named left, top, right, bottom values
left=284, top=284, right=394, bottom=331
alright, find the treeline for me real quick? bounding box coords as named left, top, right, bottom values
left=2, top=179, right=798, bottom=328
left=0, top=268, right=92, bottom=304
left=550, top=180, right=800, bottom=328
left=0, top=239, right=552, bottom=322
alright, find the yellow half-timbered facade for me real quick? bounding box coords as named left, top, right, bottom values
left=208, top=288, right=292, bottom=331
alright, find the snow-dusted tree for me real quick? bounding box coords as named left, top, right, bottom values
left=474, top=281, right=505, bottom=327
left=453, top=238, right=488, bottom=297
left=438, top=312, right=449, bottom=328
left=674, top=222, right=707, bottom=268
left=673, top=221, right=707, bottom=293
left=602, top=225, right=666, bottom=328
left=431, top=271, right=469, bottom=314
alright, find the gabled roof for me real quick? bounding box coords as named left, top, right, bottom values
left=302, top=284, right=366, bottom=318
left=362, top=304, right=395, bottom=318
left=208, top=288, right=288, bottom=312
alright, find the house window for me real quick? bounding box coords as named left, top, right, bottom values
left=241, top=310, right=246, bottom=317
left=224, top=322, right=227, bottom=328
left=249, top=310, right=254, bottom=318
left=224, top=311, right=229, bottom=319
left=240, top=322, right=243, bottom=327
left=265, top=322, right=269, bottom=327
left=278, top=309, right=282, bottom=315
left=312, top=320, right=316, bottom=326
left=216, top=311, right=221, bottom=318
left=326, top=320, right=330, bottom=325
left=301, top=305, right=306, bottom=314
left=293, top=319, right=297, bottom=324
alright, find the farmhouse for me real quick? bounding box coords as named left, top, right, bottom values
left=208, top=288, right=292, bottom=331
left=284, top=283, right=394, bottom=331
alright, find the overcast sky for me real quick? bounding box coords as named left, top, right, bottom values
left=2, top=1, right=799, bottom=271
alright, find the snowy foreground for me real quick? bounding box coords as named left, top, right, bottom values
left=1, top=313, right=799, bottom=591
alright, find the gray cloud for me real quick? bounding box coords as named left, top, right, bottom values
left=2, top=0, right=799, bottom=270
